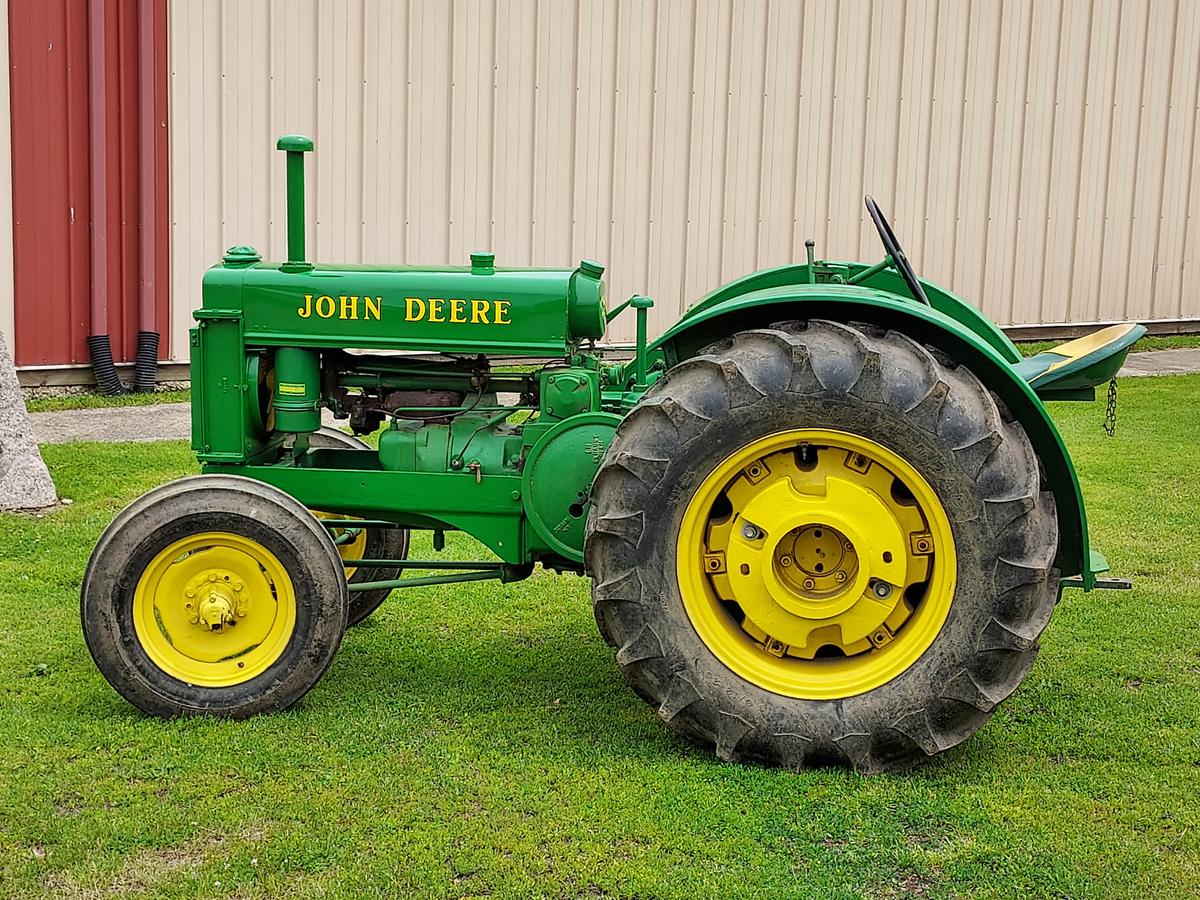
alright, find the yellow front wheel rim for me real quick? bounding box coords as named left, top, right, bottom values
left=676, top=429, right=956, bottom=700
left=132, top=533, right=297, bottom=687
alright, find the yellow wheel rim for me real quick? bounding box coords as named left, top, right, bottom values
left=312, top=511, right=367, bottom=579
left=132, top=533, right=297, bottom=688
left=676, top=429, right=956, bottom=700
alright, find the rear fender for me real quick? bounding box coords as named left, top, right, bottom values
left=665, top=262, right=1023, bottom=364
left=650, top=284, right=1094, bottom=587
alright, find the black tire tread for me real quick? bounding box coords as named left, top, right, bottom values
left=586, top=320, right=1059, bottom=772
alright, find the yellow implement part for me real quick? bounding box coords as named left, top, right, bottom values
left=676, top=429, right=956, bottom=700
left=1042, top=323, right=1143, bottom=376
left=132, top=533, right=297, bottom=687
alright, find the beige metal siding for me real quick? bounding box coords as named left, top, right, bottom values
left=169, top=0, right=1200, bottom=355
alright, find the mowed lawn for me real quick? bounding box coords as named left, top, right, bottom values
left=2, top=376, right=1198, bottom=899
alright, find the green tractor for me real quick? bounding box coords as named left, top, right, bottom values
left=82, top=136, right=1144, bottom=771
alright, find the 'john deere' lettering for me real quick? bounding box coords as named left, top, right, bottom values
left=296, top=294, right=511, bottom=325
left=297, top=294, right=383, bottom=320
left=404, top=297, right=511, bottom=325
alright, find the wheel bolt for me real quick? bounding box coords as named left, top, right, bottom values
left=185, top=588, right=195, bottom=598
left=802, top=578, right=815, bottom=590
left=234, top=582, right=243, bottom=592
left=208, top=573, right=217, bottom=582
left=780, top=556, right=792, bottom=567
left=873, top=581, right=893, bottom=599
left=189, top=615, right=198, bottom=624
left=835, top=571, right=847, bottom=583
left=741, top=523, right=761, bottom=540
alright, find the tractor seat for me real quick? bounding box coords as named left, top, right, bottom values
left=1013, top=323, right=1146, bottom=396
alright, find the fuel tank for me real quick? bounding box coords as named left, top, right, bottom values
left=201, top=249, right=607, bottom=357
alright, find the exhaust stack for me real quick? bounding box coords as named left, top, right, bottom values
left=276, top=134, right=314, bottom=272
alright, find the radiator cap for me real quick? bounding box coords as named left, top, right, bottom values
left=223, top=245, right=261, bottom=267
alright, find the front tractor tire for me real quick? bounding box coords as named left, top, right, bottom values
left=82, top=475, right=349, bottom=717
left=586, top=320, right=1059, bottom=772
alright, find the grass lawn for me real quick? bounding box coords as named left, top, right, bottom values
left=25, top=389, right=191, bottom=414
left=2, top=376, right=1198, bottom=898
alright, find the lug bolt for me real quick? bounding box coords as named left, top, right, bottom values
left=780, top=556, right=792, bottom=567
left=873, top=581, right=893, bottom=599
left=835, top=571, right=847, bottom=583
left=189, top=615, right=198, bottom=624
left=802, top=578, right=816, bottom=590
left=741, top=524, right=761, bottom=541
left=234, top=582, right=243, bottom=592
left=185, top=588, right=195, bottom=598
left=237, top=608, right=246, bottom=618
left=208, top=573, right=217, bottom=582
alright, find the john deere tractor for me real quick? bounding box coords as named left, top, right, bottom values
left=82, top=136, right=1144, bottom=771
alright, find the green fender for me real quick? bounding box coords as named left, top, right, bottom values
left=648, top=273, right=1095, bottom=588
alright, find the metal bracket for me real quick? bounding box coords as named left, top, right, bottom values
left=1059, top=575, right=1134, bottom=591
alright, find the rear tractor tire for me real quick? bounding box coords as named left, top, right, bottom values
left=81, top=475, right=349, bottom=717
left=308, top=427, right=410, bottom=626
left=586, top=320, right=1059, bottom=772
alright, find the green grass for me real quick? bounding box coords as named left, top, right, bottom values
left=1017, top=332, right=1200, bottom=356
left=2, top=377, right=1198, bottom=898
left=25, top=389, right=191, bottom=414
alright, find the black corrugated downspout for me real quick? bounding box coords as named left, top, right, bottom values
left=86, top=0, right=125, bottom=395
left=133, top=331, right=159, bottom=392
left=87, top=335, right=125, bottom=396
left=133, top=0, right=159, bottom=393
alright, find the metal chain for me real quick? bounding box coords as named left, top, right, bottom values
left=1104, top=375, right=1118, bottom=437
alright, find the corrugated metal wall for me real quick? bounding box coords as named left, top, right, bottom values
left=7, top=0, right=169, bottom=368
left=169, top=0, right=1200, bottom=353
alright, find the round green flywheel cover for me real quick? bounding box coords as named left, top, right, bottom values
left=521, top=412, right=622, bottom=562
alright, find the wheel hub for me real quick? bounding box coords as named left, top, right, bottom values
left=776, top=523, right=858, bottom=598
left=677, top=428, right=956, bottom=699
left=723, top=465, right=912, bottom=656
left=184, top=569, right=248, bottom=631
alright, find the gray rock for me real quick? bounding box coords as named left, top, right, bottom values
left=0, top=331, right=57, bottom=509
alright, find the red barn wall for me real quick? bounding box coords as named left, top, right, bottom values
left=7, top=0, right=168, bottom=368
